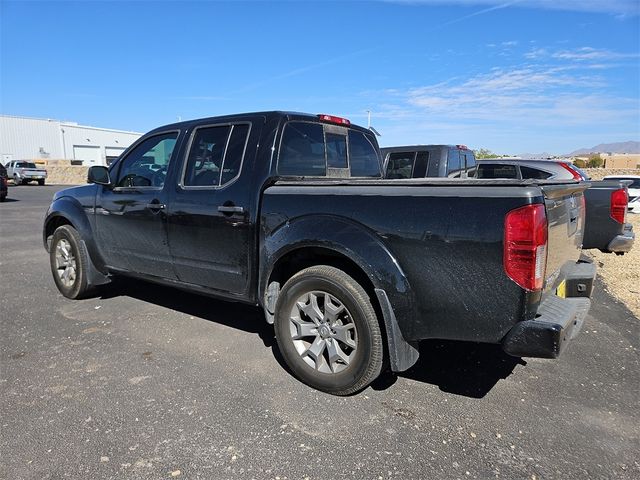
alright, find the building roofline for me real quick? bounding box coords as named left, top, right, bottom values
left=1, top=113, right=142, bottom=136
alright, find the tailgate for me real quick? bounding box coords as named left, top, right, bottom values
left=540, top=182, right=589, bottom=292
left=582, top=180, right=628, bottom=251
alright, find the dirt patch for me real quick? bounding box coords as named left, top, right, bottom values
left=46, top=165, right=88, bottom=185
left=586, top=213, right=640, bottom=318
left=583, top=168, right=639, bottom=180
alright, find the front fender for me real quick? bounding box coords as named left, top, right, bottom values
left=260, top=214, right=417, bottom=341
left=43, top=194, right=106, bottom=272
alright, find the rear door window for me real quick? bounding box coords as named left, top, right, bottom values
left=183, top=126, right=230, bottom=187
left=221, top=124, right=250, bottom=185
left=183, top=123, right=250, bottom=187
left=386, top=152, right=416, bottom=179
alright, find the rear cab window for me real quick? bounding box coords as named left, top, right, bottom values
left=448, top=148, right=476, bottom=178
left=278, top=121, right=381, bottom=178
left=17, top=162, right=37, bottom=169
left=461, top=151, right=476, bottom=177
left=386, top=152, right=416, bottom=179
left=447, top=149, right=461, bottom=177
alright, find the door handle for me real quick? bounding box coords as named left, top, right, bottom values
left=146, top=202, right=166, bottom=210
left=218, top=205, right=244, bottom=214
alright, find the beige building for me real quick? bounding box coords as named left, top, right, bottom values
left=601, top=153, right=640, bottom=169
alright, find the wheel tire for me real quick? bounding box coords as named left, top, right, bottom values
left=38, top=179, right=45, bottom=186
left=274, top=265, right=383, bottom=396
left=50, top=225, right=93, bottom=299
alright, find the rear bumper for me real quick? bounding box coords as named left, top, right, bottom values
left=502, top=260, right=596, bottom=359
left=606, top=223, right=635, bottom=253
left=15, top=172, right=47, bottom=179
left=21, top=174, right=47, bottom=179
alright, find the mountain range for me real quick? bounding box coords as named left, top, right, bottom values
left=517, top=141, right=639, bottom=159
left=566, top=141, right=640, bottom=157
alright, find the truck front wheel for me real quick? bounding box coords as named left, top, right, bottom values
left=49, top=225, right=93, bottom=299
left=274, top=265, right=383, bottom=395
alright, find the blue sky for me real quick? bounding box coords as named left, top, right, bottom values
left=1, top=0, right=639, bottom=154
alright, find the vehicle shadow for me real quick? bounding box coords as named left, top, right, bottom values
left=99, top=277, right=277, bottom=349
left=372, top=340, right=526, bottom=398
left=99, top=278, right=524, bottom=398
left=0, top=198, right=19, bottom=202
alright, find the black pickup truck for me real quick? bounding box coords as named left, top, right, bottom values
left=43, top=112, right=596, bottom=395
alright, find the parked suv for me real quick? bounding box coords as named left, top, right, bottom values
left=477, top=159, right=634, bottom=255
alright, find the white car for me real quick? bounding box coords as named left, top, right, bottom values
left=604, top=175, right=640, bottom=214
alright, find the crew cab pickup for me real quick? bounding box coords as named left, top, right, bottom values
left=476, top=159, right=635, bottom=255
left=5, top=160, right=48, bottom=185
left=43, top=112, right=596, bottom=395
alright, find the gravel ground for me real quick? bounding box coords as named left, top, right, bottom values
left=586, top=213, right=640, bottom=318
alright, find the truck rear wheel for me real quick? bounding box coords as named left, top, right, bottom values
left=49, top=225, right=93, bottom=299
left=38, top=179, right=45, bottom=186
left=274, top=265, right=383, bottom=396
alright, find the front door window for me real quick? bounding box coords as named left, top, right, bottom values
left=115, top=133, right=178, bottom=188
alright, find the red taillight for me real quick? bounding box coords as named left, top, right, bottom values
left=558, top=162, right=583, bottom=181
left=504, top=204, right=548, bottom=291
left=317, top=114, right=351, bottom=126
left=610, top=188, right=628, bottom=224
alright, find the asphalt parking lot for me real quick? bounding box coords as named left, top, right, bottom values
left=1, top=185, right=639, bottom=480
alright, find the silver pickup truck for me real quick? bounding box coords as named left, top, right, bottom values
left=5, top=161, right=48, bottom=185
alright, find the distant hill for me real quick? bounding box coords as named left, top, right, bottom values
left=567, top=141, right=640, bottom=156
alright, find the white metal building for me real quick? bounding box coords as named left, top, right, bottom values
left=0, top=114, right=142, bottom=166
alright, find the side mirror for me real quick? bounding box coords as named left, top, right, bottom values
left=87, top=166, right=112, bottom=186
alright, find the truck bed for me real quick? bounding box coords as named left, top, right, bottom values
left=263, top=178, right=588, bottom=345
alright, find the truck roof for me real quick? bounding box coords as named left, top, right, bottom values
left=147, top=111, right=374, bottom=136
left=380, top=144, right=464, bottom=152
